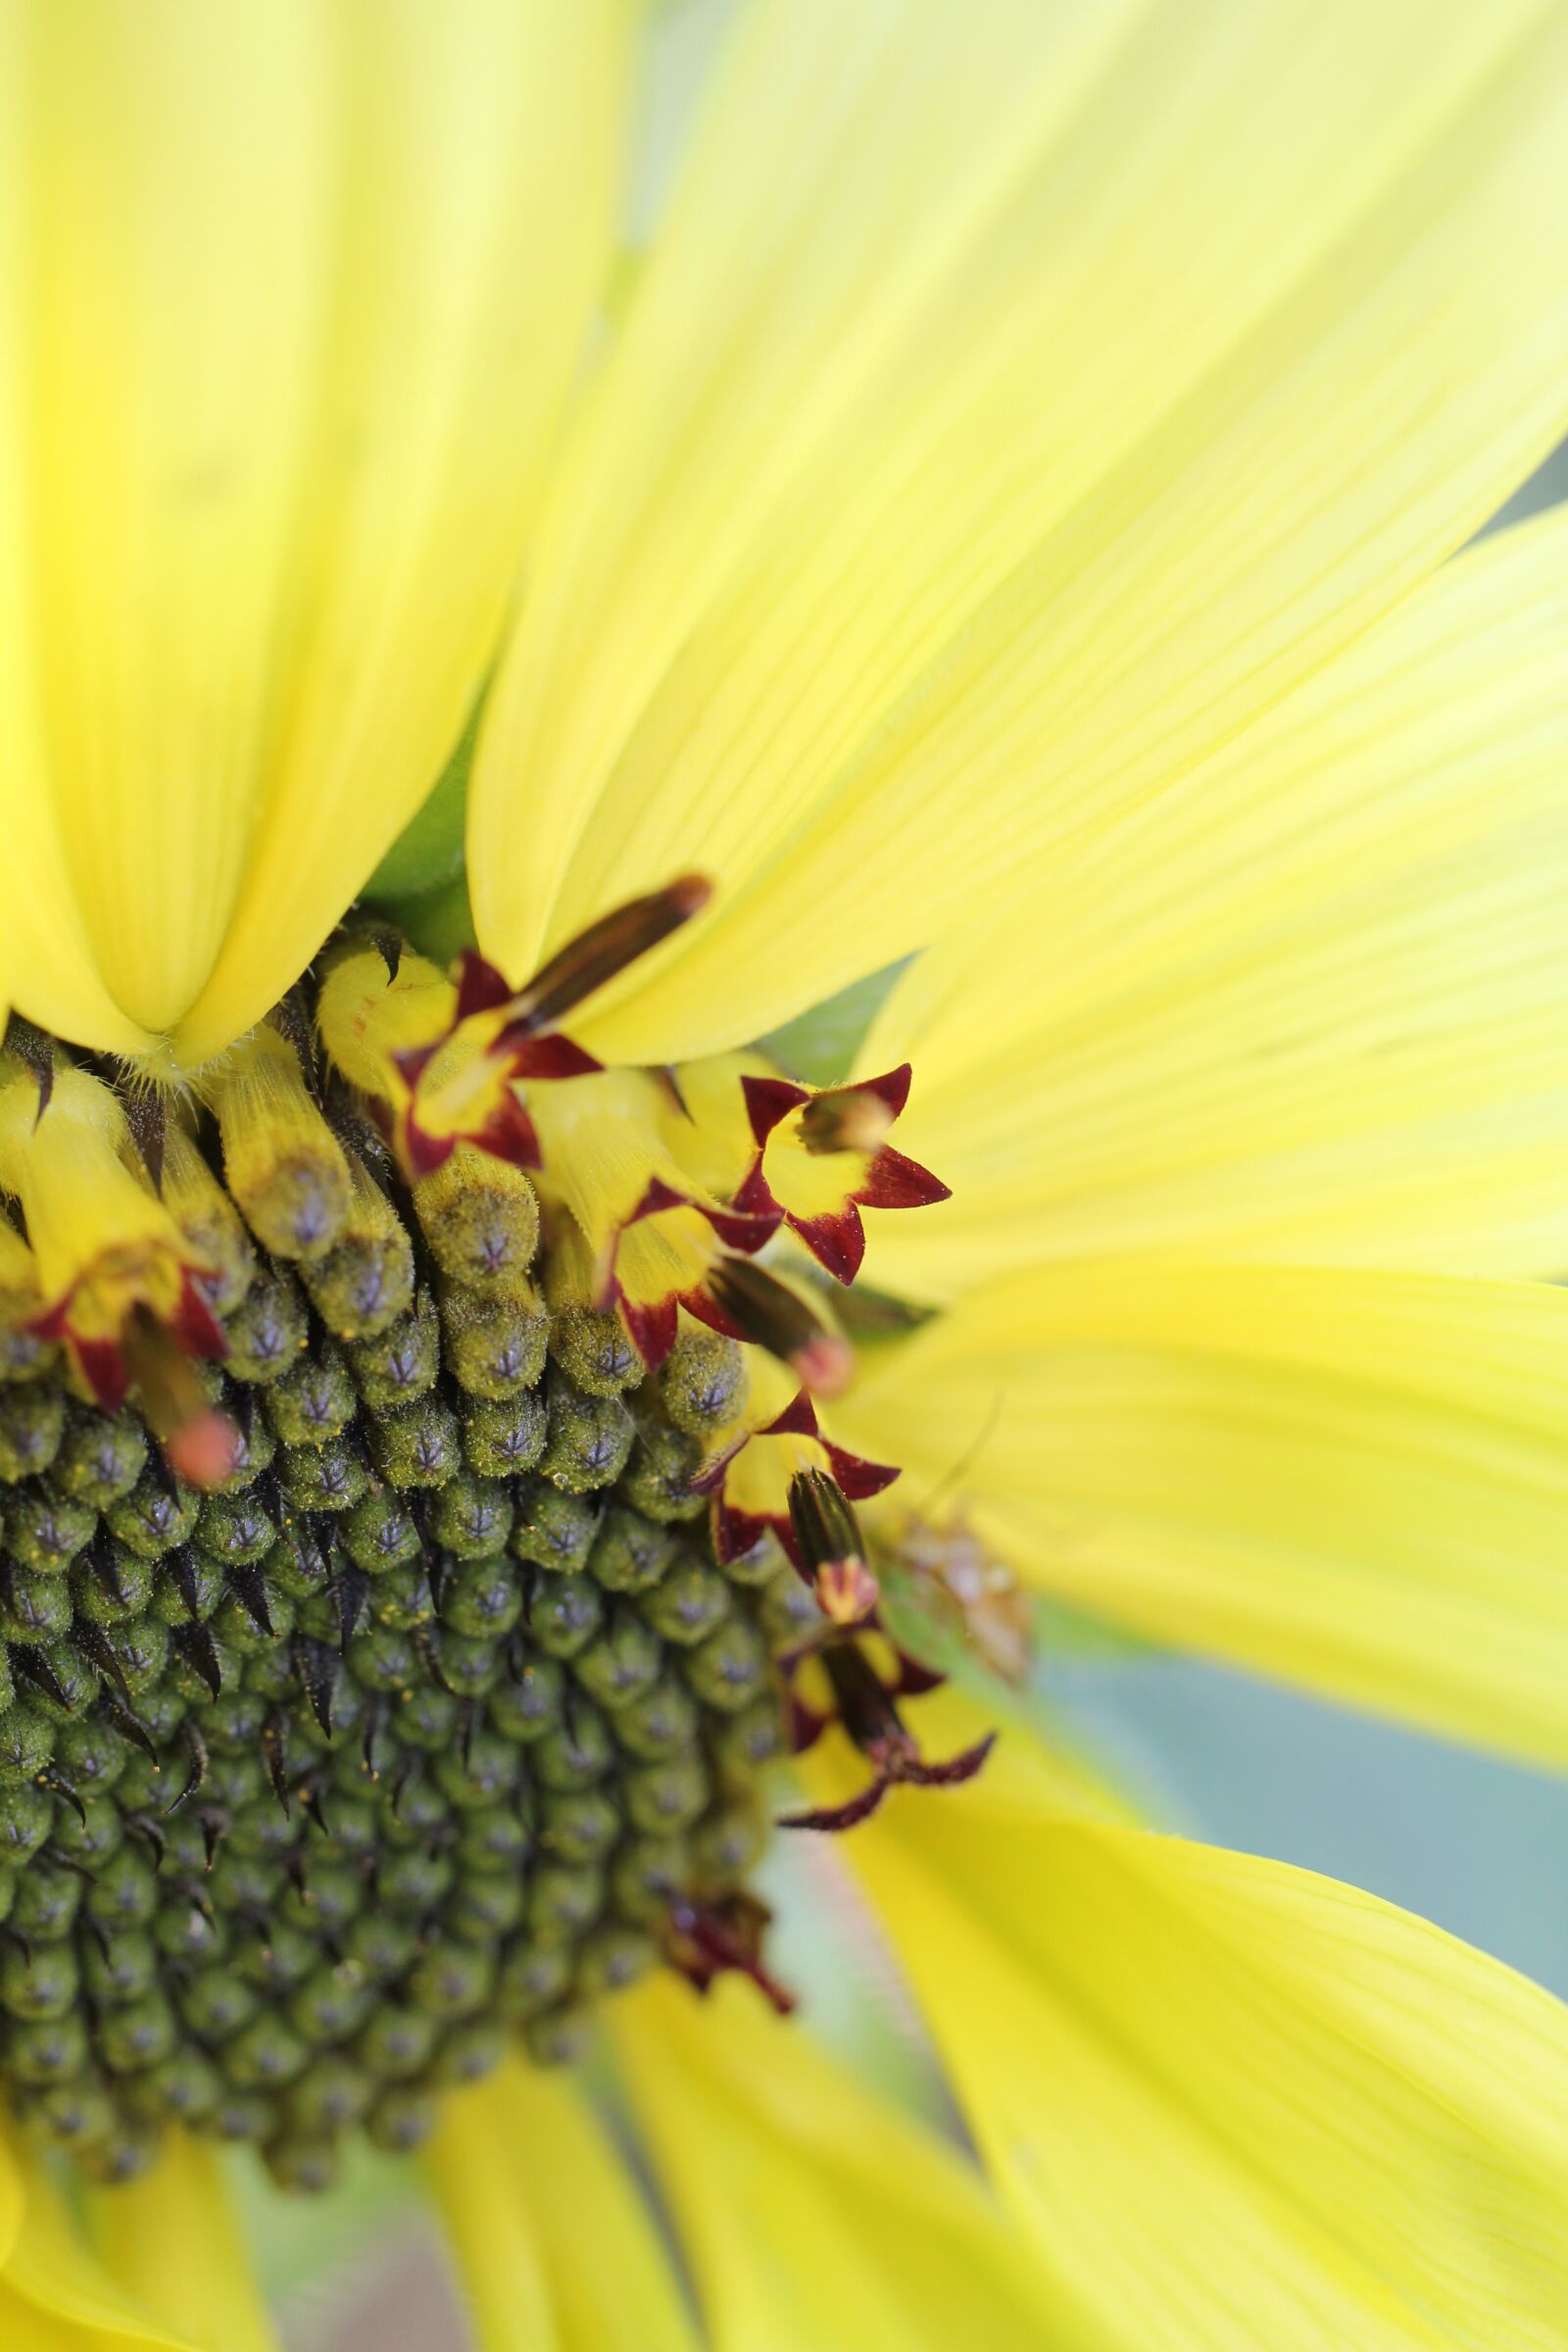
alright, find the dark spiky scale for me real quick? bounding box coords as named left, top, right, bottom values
left=151, top=1548, right=224, bottom=1626
left=0, top=956, right=812, bottom=2200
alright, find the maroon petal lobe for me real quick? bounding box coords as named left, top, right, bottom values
left=627, top=1175, right=689, bottom=1224
left=500, top=1028, right=603, bottom=1082
left=902, top=1731, right=999, bottom=1788
left=453, top=950, right=515, bottom=1023
left=711, top=1498, right=788, bottom=1566
left=171, top=1272, right=229, bottom=1362
left=760, top=1389, right=819, bottom=1441
left=786, top=1693, right=831, bottom=1753
left=730, top=1156, right=779, bottom=1221
left=687, top=1429, right=749, bottom=1499
left=26, top=1295, right=72, bottom=1345
left=892, top=1651, right=947, bottom=1699
left=789, top=1202, right=867, bottom=1284
left=821, top=1441, right=901, bottom=1500
left=708, top=1200, right=781, bottom=1252
left=742, top=1071, right=809, bottom=1147
left=858, top=1144, right=951, bottom=1211
left=72, top=1333, right=129, bottom=1413
left=777, top=1778, right=891, bottom=1834
left=391, top=1038, right=440, bottom=1090
left=399, top=1115, right=456, bottom=1179
left=681, top=1287, right=749, bottom=1345
left=625, top=1175, right=777, bottom=1256
left=855, top=1063, right=913, bottom=1119
left=467, top=1091, right=543, bottom=1172
left=617, top=1288, right=679, bottom=1372
left=666, top=1891, right=797, bottom=2017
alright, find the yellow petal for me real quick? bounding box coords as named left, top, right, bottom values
left=867, top=501, right=1568, bottom=1300
left=841, top=1260, right=1568, bottom=1764
left=426, top=2062, right=699, bottom=2352
left=1, top=2151, right=200, bottom=2348
left=85, top=2136, right=277, bottom=2352
left=612, top=1976, right=1063, bottom=2352
left=470, top=0, right=1568, bottom=1061
left=839, top=1753, right=1568, bottom=2351
left=0, top=2125, right=21, bottom=2270
left=0, top=1, right=632, bottom=1064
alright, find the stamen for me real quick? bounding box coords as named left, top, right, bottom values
left=483, top=873, right=712, bottom=1038
left=704, top=1259, right=854, bottom=1399
left=778, top=1642, right=997, bottom=1834
left=796, top=1069, right=909, bottom=1156
left=664, top=1890, right=796, bottom=2016
left=787, top=1469, right=878, bottom=1625
left=119, top=1309, right=240, bottom=1492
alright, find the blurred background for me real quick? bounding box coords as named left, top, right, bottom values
left=251, top=3, right=1568, bottom=2337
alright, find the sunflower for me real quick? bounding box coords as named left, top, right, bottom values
left=4, top=2, right=1568, bottom=2346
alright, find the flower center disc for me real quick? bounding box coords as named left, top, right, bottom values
left=0, top=1007, right=819, bottom=2197
left=0, top=902, right=979, bottom=2194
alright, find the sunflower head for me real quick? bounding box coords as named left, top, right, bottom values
left=0, top=884, right=967, bottom=2202
left=5, top=3, right=1568, bottom=2346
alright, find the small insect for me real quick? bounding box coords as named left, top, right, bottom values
left=893, top=1513, right=1034, bottom=1686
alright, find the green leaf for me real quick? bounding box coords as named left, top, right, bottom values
left=362, top=702, right=478, bottom=909
left=760, top=958, right=911, bottom=1086
left=396, top=870, right=478, bottom=964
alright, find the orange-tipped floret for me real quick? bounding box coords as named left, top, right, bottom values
left=0, top=1057, right=234, bottom=1477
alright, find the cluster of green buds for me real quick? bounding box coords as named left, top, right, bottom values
left=0, top=947, right=820, bottom=2195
